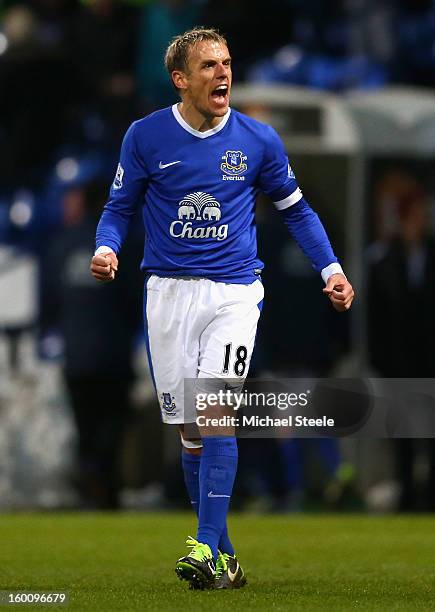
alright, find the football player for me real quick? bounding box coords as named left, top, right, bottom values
left=90, top=27, right=354, bottom=590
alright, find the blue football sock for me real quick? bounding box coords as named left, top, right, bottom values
left=181, top=450, right=200, bottom=515
left=197, top=436, right=238, bottom=560
left=181, top=449, right=235, bottom=555
left=218, top=524, right=235, bottom=556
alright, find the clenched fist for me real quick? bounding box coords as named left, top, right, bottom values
left=323, top=273, right=354, bottom=312
left=90, top=251, right=119, bottom=282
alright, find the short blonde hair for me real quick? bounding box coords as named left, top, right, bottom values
left=165, top=27, right=228, bottom=77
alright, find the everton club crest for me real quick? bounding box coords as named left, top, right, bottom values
left=161, top=392, right=176, bottom=414
left=221, top=150, right=248, bottom=180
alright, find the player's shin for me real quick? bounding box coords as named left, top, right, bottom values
left=181, top=450, right=200, bottom=516
left=197, top=436, right=238, bottom=560
left=181, top=448, right=235, bottom=555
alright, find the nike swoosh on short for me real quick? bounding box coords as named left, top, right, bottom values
left=208, top=491, right=231, bottom=498
left=159, top=160, right=181, bottom=169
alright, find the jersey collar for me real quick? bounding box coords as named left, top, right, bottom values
left=172, top=104, right=231, bottom=139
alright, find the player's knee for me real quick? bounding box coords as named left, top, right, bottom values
left=183, top=445, right=202, bottom=455
left=180, top=434, right=203, bottom=455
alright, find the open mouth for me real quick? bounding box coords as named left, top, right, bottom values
left=211, top=84, right=229, bottom=103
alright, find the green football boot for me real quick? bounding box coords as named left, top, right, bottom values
left=215, top=550, right=247, bottom=589
left=175, top=537, right=216, bottom=590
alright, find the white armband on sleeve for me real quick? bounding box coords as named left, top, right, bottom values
left=95, top=246, right=115, bottom=256
left=321, top=262, right=346, bottom=284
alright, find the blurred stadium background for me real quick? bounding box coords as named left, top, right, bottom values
left=1, top=0, right=435, bottom=524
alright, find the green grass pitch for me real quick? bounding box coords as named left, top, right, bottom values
left=1, top=513, right=434, bottom=611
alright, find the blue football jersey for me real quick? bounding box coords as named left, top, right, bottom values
left=96, top=104, right=331, bottom=283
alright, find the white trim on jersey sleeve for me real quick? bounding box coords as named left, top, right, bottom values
left=321, top=262, right=346, bottom=284
left=172, top=104, right=231, bottom=139
left=273, top=188, right=303, bottom=211
left=95, top=246, right=115, bottom=256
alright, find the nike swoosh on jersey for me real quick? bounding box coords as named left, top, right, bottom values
left=227, top=562, right=240, bottom=582
left=208, top=491, right=231, bottom=498
left=159, top=160, right=181, bottom=169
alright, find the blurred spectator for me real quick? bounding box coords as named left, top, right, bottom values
left=247, top=45, right=387, bottom=92
left=72, top=0, right=140, bottom=139
left=200, top=0, right=295, bottom=78
left=29, top=0, right=79, bottom=53
left=246, top=0, right=396, bottom=90
left=368, top=176, right=435, bottom=510
left=368, top=180, right=435, bottom=376
left=347, top=0, right=395, bottom=64
left=256, top=195, right=347, bottom=373
left=395, top=0, right=435, bottom=87
left=290, top=0, right=350, bottom=57
left=290, top=0, right=394, bottom=63
left=250, top=195, right=349, bottom=511
left=136, top=0, right=199, bottom=109
left=39, top=181, right=143, bottom=508
left=0, top=5, right=78, bottom=189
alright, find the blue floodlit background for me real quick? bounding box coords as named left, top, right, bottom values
left=1, top=0, right=435, bottom=513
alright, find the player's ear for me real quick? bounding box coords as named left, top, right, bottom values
left=172, top=70, right=188, bottom=92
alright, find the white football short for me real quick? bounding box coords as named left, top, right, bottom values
left=144, top=275, right=264, bottom=424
